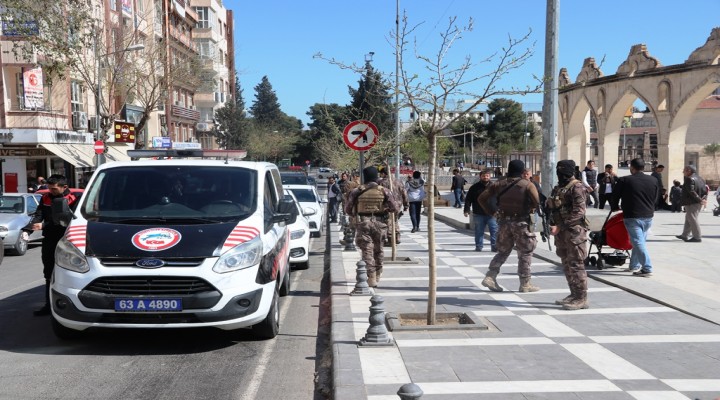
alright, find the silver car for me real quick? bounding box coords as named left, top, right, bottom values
left=0, top=193, right=42, bottom=255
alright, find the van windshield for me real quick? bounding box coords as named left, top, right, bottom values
left=81, top=166, right=257, bottom=223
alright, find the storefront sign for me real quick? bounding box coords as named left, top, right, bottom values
left=0, top=147, right=53, bottom=157
left=152, top=136, right=171, bottom=148
left=114, top=121, right=136, bottom=143
left=23, top=67, right=44, bottom=109
left=172, top=142, right=201, bottom=149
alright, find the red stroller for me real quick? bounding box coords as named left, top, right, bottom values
left=585, top=211, right=632, bottom=270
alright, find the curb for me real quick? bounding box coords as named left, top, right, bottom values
left=329, top=225, right=367, bottom=400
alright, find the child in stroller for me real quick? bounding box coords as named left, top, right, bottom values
left=585, top=211, right=632, bottom=270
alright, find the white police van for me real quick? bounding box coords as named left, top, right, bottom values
left=50, top=150, right=297, bottom=340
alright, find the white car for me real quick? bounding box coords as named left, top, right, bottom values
left=284, top=189, right=312, bottom=269
left=284, top=184, right=325, bottom=238
left=49, top=150, right=297, bottom=340
left=0, top=193, right=42, bottom=256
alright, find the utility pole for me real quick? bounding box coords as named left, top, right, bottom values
left=541, top=0, right=559, bottom=195
left=394, top=0, right=401, bottom=180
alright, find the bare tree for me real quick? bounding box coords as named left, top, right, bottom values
left=319, top=13, right=541, bottom=324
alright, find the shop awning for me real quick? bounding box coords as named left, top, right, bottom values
left=40, top=143, right=95, bottom=168
left=105, top=144, right=132, bottom=162
left=40, top=143, right=133, bottom=167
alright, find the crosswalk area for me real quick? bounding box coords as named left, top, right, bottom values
left=337, top=218, right=720, bottom=400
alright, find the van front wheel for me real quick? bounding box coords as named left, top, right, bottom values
left=252, top=285, right=280, bottom=339
left=52, top=317, right=83, bottom=340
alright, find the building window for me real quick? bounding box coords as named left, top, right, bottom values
left=71, top=81, right=85, bottom=113
left=136, top=0, right=144, bottom=12
left=195, top=7, right=209, bottom=28
left=110, top=0, right=116, bottom=11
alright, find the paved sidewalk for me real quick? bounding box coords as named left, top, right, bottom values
left=330, top=202, right=720, bottom=399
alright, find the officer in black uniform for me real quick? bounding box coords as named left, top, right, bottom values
left=24, top=174, right=78, bottom=316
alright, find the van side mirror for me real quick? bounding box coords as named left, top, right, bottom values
left=273, top=196, right=298, bottom=225
left=51, top=197, right=74, bottom=227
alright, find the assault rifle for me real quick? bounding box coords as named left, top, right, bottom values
left=538, top=205, right=552, bottom=251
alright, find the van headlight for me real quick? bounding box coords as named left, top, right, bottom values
left=290, top=229, right=306, bottom=240
left=55, top=236, right=89, bottom=273
left=213, top=236, right=263, bottom=273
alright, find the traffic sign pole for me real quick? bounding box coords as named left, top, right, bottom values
left=359, top=151, right=365, bottom=184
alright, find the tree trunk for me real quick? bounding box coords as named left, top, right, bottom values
left=426, top=133, right=438, bottom=325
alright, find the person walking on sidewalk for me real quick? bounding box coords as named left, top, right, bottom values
left=546, top=160, right=590, bottom=310
left=465, top=169, right=498, bottom=252
left=581, top=160, right=599, bottom=208
left=676, top=165, right=707, bottom=242
left=405, top=170, right=426, bottom=233
left=23, top=174, right=78, bottom=316
left=344, top=167, right=399, bottom=287
left=478, top=160, right=540, bottom=292
left=327, top=176, right=341, bottom=223
left=611, top=158, right=658, bottom=277
left=450, top=168, right=466, bottom=208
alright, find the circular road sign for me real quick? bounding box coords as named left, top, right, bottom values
left=343, top=120, right=378, bottom=151
left=94, top=140, right=105, bottom=155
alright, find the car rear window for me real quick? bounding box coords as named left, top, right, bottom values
left=289, top=188, right=317, bottom=203
left=281, top=173, right=309, bottom=185
left=81, top=166, right=257, bottom=222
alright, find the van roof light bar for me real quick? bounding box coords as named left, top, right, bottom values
left=128, top=149, right=248, bottom=162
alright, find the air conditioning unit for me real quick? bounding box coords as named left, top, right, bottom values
left=196, top=122, right=210, bottom=132
left=72, top=111, right=88, bottom=130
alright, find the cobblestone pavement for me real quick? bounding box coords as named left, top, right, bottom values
left=330, top=203, right=720, bottom=400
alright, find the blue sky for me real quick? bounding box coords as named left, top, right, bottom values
left=229, top=0, right=720, bottom=126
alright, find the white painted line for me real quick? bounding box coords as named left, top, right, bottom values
left=471, top=310, right=516, bottom=317
left=358, top=347, right=411, bottom=384
left=488, top=292, right=539, bottom=311
left=375, top=290, right=484, bottom=297
left=453, top=268, right=485, bottom=278
left=396, top=337, right=554, bottom=347
left=591, top=334, right=720, bottom=344
left=561, top=343, right=655, bottom=380
left=415, top=379, right=621, bottom=394
left=661, top=379, right=720, bottom=391
left=442, top=257, right=468, bottom=266
left=544, top=307, right=676, bottom=316
left=627, top=391, right=692, bottom=400
left=519, top=315, right=584, bottom=337
left=379, top=276, right=463, bottom=282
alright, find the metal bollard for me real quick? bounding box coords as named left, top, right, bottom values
left=358, top=295, right=394, bottom=346
left=343, top=225, right=356, bottom=251
left=350, top=260, right=372, bottom=296
left=397, top=383, right=423, bottom=400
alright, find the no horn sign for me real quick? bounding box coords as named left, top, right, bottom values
left=343, top=120, right=378, bottom=151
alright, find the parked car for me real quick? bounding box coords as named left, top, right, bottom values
left=49, top=150, right=297, bottom=340
left=0, top=193, right=42, bottom=256
left=317, top=167, right=335, bottom=179
left=280, top=171, right=311, bottom=185
left=306, top=176, right=317, bottom=186
left=283, top=184, right=325, bottom=238
left=284, top=189, right=312, bottom=269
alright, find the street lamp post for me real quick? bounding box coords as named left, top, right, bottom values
left=95, top=39, right=144, bottom=166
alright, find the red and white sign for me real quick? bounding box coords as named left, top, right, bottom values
left=132, top=228, right=182, bottom=251
left=94, top=140, right=105, bottom=154
left=343, top=120, right=378, bottom=151
left=22, top=67, right=44, bottom=109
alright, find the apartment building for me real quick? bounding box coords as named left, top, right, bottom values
left=192, top=0, right=234, bottom=150
left=0, top=0, right=233, bottom=191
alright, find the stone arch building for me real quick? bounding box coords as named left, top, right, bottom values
left=558, top=27, right=720, bottom=187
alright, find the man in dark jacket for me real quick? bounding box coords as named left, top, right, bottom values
left=611, top=158, right=658, bottom=277
left=464, top=169, right=498, bottom=252
left=676, top=165, right=707, bottom=242
left=23, top=174, right=78, bottom=315
left=596, top=164, right=618, bottom=209
left=450, top=168, right=466, bottom=208
left=651, top=164, right=666, bottom=211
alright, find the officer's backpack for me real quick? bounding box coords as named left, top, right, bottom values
left=356, top=185, right=385, bottom=215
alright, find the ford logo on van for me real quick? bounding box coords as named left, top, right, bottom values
left=135, top=258, right=165, bottom=268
